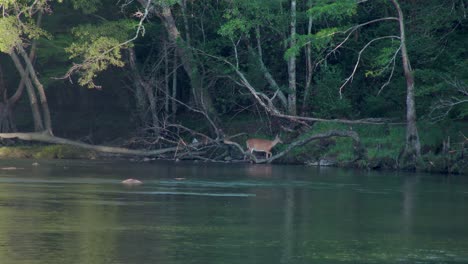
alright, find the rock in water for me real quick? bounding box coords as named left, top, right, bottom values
left=121, top=178, right=143, bottom=185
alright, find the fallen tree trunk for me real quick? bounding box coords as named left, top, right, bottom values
left=267, top=130, right=366, bottom=164
left=0, top=132, right=185, bottom=157
left=0, top=130, right=365, bottom=164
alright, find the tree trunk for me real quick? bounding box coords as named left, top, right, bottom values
left=391, top=0, right=421, bottom=164
left=301, top=2, right=313, bottom=115
left=171, top=49, right=178, bottom=121
left=16, top=45, right=53, bottom=135
left=0, top=65, right=16, bottom=132
left=9, top=52, right=44, bottom=132
left=180, top=0, right=191, bottom=46
left=287, top=0, right=297, bottom=116
left=0, top=132, right=181, bottom=156
left=10, top=12, right=42, bottom=106
left=4, top=16, right=42, bottom=132
left=127, top=49, right=148, bottom=122
left=251, top=27, right=288, bottom=109
left=127, top=48, right=160, bottom=135
left=155, top=4, right=219, bottom=128
left=164, top=41, right=170, bottom=113
left=157, top=6, right=196, bottom=96
left=0, top=103, right=15, bottom=133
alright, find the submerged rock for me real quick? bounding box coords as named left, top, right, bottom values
left=121, top=178, right=143, bottom=185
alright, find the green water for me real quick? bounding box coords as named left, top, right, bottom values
left=0, top=159, right=467, bottom=264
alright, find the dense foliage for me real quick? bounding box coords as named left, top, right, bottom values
left=0, top=0, right=466, bottom=170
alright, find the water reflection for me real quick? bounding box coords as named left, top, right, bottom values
left=281, top=176, right=295, bottom=264
left=0, top=160, right=467, bottom=263
left=246, top=164, right=272, bottom=178
left=402, top=175, right=419, bottom=236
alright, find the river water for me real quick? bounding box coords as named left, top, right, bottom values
left=0, top=159, right=467, bottom=264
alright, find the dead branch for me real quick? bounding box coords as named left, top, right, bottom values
left=223, top=130, right=365, bottom=164
left=222, top=139, right=257, bottom=162
left=339, top=35, right=401, bottom=98
left=0, top=130, right=234, bottom=161
left=247, top=41, right=288, bottom=109
left=263, top=130, right=365, bottom=164
left=429, top=78, right=468, bottom=122
left=317, top=17, right=399, bottom=67
left=225, top=132, right=246, bottom=140
left=0, top=131, right=181, bottom=157
left=196, top=49, right=399, bottom=126
left=165, top=124, right=212, bottom=142
left=167, top=94, right=221, bottom=138
left=378, top=44, right=402, bottom=94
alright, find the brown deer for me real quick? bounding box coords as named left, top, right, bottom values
left=246, top=135, right=283, bottom=159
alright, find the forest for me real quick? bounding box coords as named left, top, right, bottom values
left=0, top=0, right=466, bottom=173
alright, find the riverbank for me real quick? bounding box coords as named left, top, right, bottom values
left=277, top=122, right=467, bottom=175
left=1, top=123, right=466, bottom=175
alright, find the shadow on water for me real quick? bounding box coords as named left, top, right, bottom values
left=0, top=159, right=468, bottom=263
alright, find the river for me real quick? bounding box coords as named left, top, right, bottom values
left=0, top=159, right=467, bottom=263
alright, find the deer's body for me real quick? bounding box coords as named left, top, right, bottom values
left=246, top=135, right=283, bottom=159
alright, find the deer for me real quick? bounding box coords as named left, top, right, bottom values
left=246, top=135, right=283, bottom=160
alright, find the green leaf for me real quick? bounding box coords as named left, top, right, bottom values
left=66, top=20, right=138, bottom=88
left=0, top=17, right=21, bottom=53
left=307, top=0, right=357, bottom=22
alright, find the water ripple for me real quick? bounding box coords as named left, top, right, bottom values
left=127, top=191, right=255, bottom=197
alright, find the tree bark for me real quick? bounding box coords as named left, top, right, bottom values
left=250, top=27, right=288, bottom=109
left=0, top=132, right=180, bottom=156
left=391, top=0, right=421, bottom=164
left=301, top=1, right=314, bottom=115
left=16, top=45, right=53, bottom=135
left=0, top=65, right=15, bottom=132
left=128, top=47, right=160, bottom=135
left=9, top=12, right=42, bottom=106
left=171, top=49, right=178, bottom=121
left=153, top=3, right=217, bottom=123
left=180, top=0, right=191, bottom=46
left=127, top=49, right=148, bottom=122
left=0, top=102, right=15, bottom=133
left=9, top=52, right=44, bottom=132
left=3, top=26, right=41, bottom=132
left=164, top=41, right=170, bottom=113
left=287, top=0, right=297, bottom=116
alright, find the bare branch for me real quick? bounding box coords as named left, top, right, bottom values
left=197, top=48, right=399, bottom=125
left=57, top=0, right=152, bottom=84
left=429, top=78, right=468, bottom=122
left=163, top=88, right=221, bottom=138
left=263, top=130, right=365, bottom=164
left=339, top=35, right=401, bottom=98
left=378, top=44, right=402, bottom=94
left=316, top=17, right=399, bottom=67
